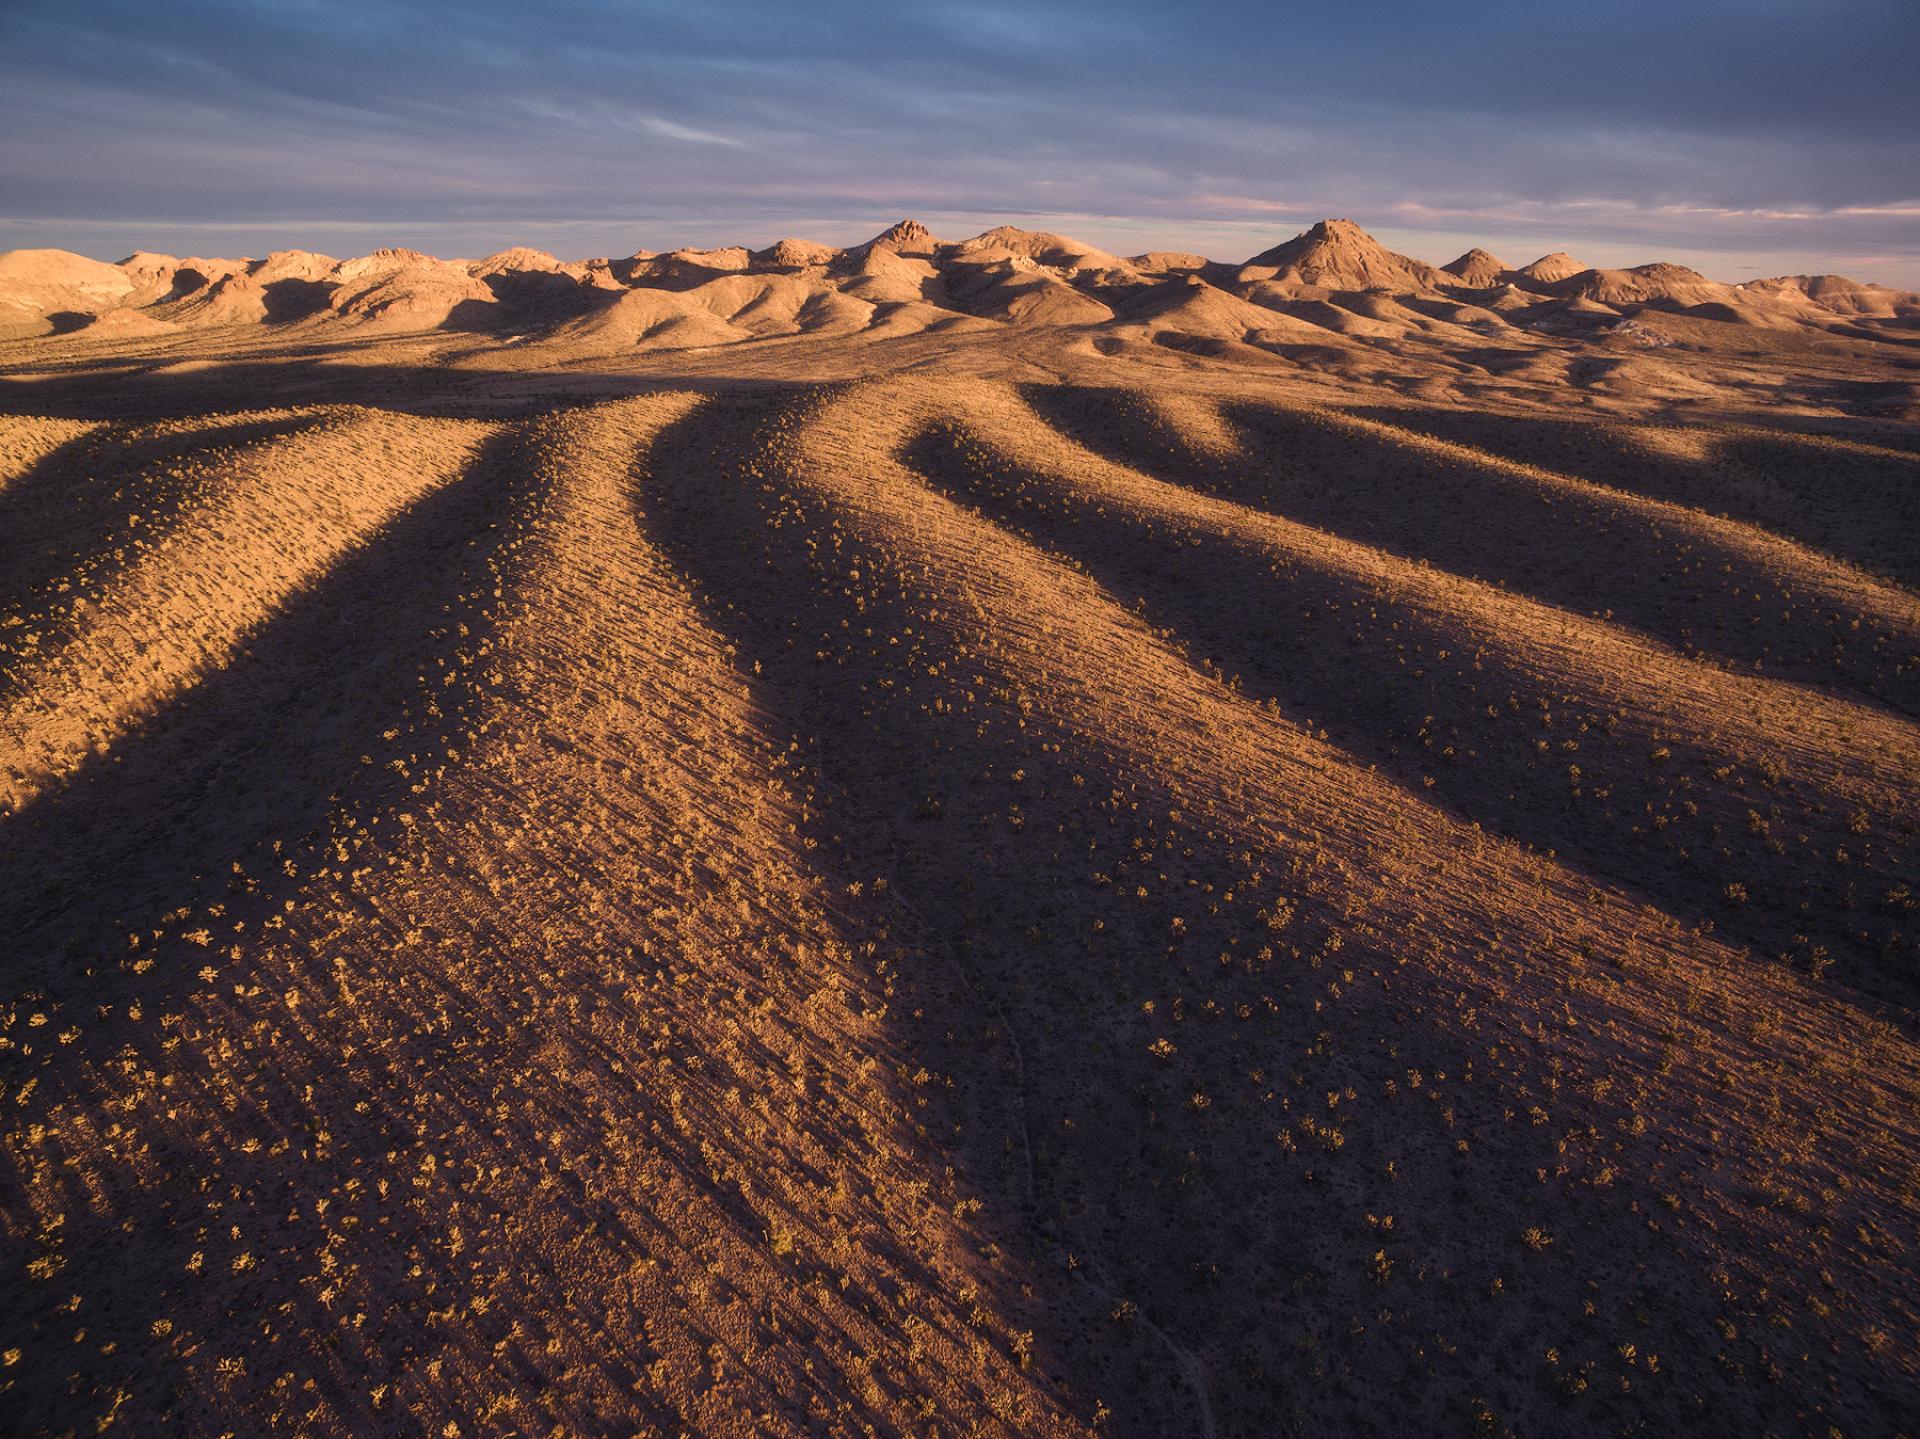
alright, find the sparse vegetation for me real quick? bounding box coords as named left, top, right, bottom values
left=0, top=282, right=1915, bottom=1439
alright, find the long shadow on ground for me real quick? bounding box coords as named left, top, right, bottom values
left=1020, top=386, right=1920, bottom=718
left=0, top=356, right=747, bottom=423
left=635, top=389, right=1889, bottom=1438
left=0, top=413, right=323, bottom=662
left=1347, top=405, right=1920, bottom=592
left=899, top=423, right=1920, bottom=1017
left=0, top=421, right=691, bottom=1438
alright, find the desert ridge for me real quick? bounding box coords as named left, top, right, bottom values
left=2, top=216, right=1914, bottom=361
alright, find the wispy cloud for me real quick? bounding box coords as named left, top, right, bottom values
left=635, top=116, right=745, bottom=148
left=0, top=0, right=1914, bottom=282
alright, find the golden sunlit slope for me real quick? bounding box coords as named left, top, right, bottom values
left=0, top=225, right=1917, bottom=1439
left=2, top=217, right=1915, bottom=420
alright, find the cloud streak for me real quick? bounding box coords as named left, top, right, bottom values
left=1, top=0, right=1914, bottom=283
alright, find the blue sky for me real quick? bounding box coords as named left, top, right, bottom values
left=3, top=0, right=1917, bottom=284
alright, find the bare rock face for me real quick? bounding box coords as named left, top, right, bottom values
left=862, top=217, right=940, bottom=256
left=875, top=217, right=932, bottom=245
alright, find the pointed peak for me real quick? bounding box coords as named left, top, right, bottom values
left=876, top=218, right=933, bottom=246
left=1244, top=218, right=1443, bottom=290
left=856, top=218, right=942, bottom=258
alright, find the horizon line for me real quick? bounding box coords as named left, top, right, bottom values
left=4, top=209, right=1917, bottom=290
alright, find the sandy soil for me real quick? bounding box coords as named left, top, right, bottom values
left=1, top=221, right=1917, bottom=1438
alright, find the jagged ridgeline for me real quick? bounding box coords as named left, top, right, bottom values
left=2, top=218, right=1916, bottom=419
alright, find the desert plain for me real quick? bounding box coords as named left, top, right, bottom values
left=0, top=216, right=1917, bottom=1436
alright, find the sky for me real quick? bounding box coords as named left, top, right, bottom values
left=2, top=0, right=1917, bottom=285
